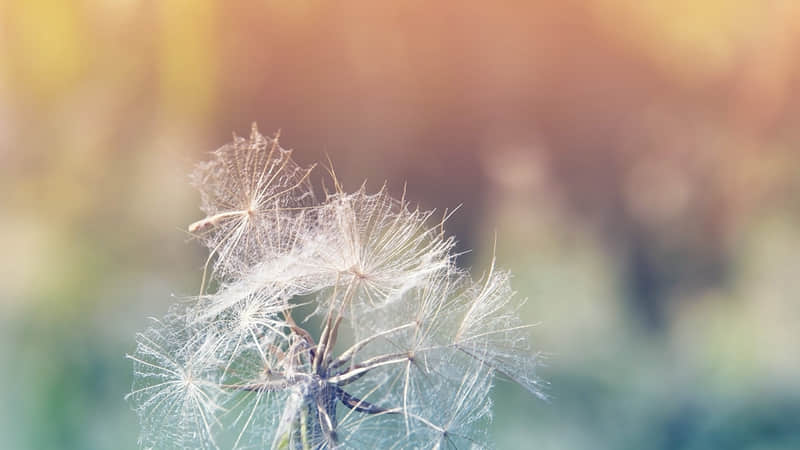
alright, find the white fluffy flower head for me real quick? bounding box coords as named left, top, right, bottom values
left=127, top=125, right=544, bottom=449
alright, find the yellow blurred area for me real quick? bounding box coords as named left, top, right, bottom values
left=157, top=0, right=217, bottom=118
left=4, top=0, right=88, bottom=99
left=593, top=0, right=763, bottom=80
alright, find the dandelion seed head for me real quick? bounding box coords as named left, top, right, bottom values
left=189, top=124, right=316, bottom=280
left=128, top=127, right=543, bottom=449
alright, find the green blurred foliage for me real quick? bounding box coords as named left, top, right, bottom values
left=1, top=1, right=799, bottom=448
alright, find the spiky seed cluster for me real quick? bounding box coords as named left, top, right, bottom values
left=127, top=124, right=544, bottom=449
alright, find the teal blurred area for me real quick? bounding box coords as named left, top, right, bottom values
left=2, top=1, right=800, bottom=448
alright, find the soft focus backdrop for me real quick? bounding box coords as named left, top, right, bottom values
left=2, top=1, right=800, bottom=449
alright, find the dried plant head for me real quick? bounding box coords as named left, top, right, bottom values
left=127, top=313, right=226, bottom=449
left=189, top=123, right=317, bottom=285
left=127, top=125, right=544, bottom=449
left=310, top=186, right=456, bottom=314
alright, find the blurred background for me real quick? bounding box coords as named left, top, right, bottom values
left=2, top=1, right=800, bottom=449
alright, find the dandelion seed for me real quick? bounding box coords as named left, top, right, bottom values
left=190, top=123, right=316, bottom=283
left=126, top=315, right=226, bottom=450
left=311, top=187, right=456, bottom=312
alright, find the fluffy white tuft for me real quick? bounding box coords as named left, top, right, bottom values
left=127, top=126, right=543, bottom=449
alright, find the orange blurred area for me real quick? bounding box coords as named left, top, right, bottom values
left=1, top=1, right=799, bottom=449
